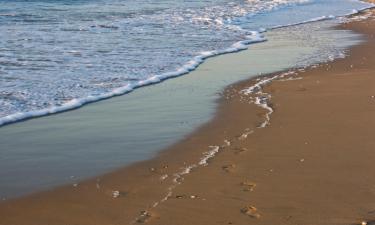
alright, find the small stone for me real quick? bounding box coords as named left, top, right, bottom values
left=222, top=164, right=236, bottom=173
left=137, top=211, right=153, bottom=223
left=241, top=206, right=260, bottom=219
left=234, top=147, right=249, bottom=155
left=160, top=174, right=168, bottom=180
left=241, top=181, right=257, bottom=192
left=112, top=190, right=120, bottom=198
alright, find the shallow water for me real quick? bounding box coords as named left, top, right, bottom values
left=0, top=19, right=363, bottom=199
left=0, top=0, right=373, bottom=124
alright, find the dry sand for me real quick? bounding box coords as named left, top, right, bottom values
left=1, top=9, right=375, bottom=225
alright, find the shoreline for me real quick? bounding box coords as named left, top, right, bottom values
left=1, top=7, right=375, bottom=225
left=0, top=16, right=355, bottom=199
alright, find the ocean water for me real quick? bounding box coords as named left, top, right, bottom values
left=0, top=0, right=373, bottom=126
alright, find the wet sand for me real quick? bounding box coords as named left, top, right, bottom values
left=1, top=9, right=375, bottom=225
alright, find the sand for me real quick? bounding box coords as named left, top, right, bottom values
left=1, top=8, right=375, bottom=225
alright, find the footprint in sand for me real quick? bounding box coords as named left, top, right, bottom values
left=222, top=164, right=236, bottom=173
left=297, top=86, right=307, bottom=92
left=175, top=194, right=199, bottom=199
left=175, top=194, right=186, bottom=199
left=237, top=130, right=254, bottom=141
left=233, top=147, right=249, bottom=155
left=150, top=164, right=169, bottom=173
left=241, top=181, right=257, bottom=192
left=241, top=205, right=261, bottom=219
left=137, top=211, right=154, bottom=223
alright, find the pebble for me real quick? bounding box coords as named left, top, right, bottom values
left=112, top=190, right=120, bottom=198
left=160, top=174, right=168, bottom=180
left=241, top=205, right=260, bottom=219
left=241, top=181, right=257, bottom=192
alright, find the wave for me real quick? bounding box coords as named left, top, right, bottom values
left=0, top=31, right=266, bottom=126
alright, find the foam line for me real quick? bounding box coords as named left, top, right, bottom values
left=266, top=3, right=375, bottom=31
left=242, top=71, right=297, bottom=128
left=0, top=33, right=266, bottom=127
left=270, top=15, right=336, bottom=30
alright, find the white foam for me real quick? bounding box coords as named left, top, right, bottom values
left=241, top=71, right=297, bottom=128
left=0, top=33, right=266, bottom=127
left=198, top=146, right=221, bottom=166
left=270, top=15, right=336, bottom=30
left=238, top=130, right=254, bottom=140
left=255, top=95, right=274, bottom=128
left=278, top=77, right=303, bottom=82
left=268, top=4, right=375, bottom=31
left=343, top=5, right=375, bottom=22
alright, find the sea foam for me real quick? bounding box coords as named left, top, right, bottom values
left=0, top=32, right=266, bottom=127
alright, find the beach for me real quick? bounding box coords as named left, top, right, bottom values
left=0, top=6, right=375, bottom=225
left=0, top=14, right=356, bottom=199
